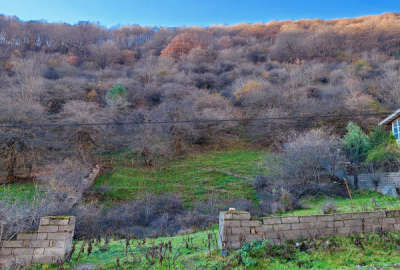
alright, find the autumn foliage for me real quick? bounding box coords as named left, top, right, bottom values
left=161, top=32, right=209, bottom=59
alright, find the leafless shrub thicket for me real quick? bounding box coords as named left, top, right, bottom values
left=254, top=129, right=348, bottom=214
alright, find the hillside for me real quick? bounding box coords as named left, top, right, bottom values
left=2, top=12, right=400, bottom=269
left=1, top=13, right=400, bottom=186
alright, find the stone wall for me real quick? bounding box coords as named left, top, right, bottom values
left=0, top=216, right=75, bottom=269
left=357, top=172, right=400, bottom=196
left=219, top=209, right=400, bottom=249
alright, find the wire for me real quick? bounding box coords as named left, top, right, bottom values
left=0, top=111, right=392, bottom=129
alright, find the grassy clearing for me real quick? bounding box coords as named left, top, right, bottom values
left=278, top=190, right=400, bottom=217
left=93, top=149, right=267, bottom=206
left=0, top=182, right=38, bottom=202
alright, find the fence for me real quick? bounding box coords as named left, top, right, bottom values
left=219, top=208, right=400, bottom=249
left=0, top=216, right=75, bottom=269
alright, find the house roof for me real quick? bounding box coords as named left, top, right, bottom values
left=379, top=109, right=400, bottom=125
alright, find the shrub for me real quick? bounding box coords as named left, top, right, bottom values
left=105, top=83, right=129, bottom=109
left=322, top=200, right=337, bottom=214
left=43, top=67, right=61, bottom=80
left=342, top=122, right=370, bottom=164
left=277, top=129, right=345, bottom=184
left=368, top=126, right=395, bottom=149
left=366, top=144, right=400, bottom=170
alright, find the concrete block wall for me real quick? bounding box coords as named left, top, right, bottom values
left=0, top=216, right=75, bottom=268
left=358, top=172, right=400, bottom=194
left=219, top=209, right=400, bottom=249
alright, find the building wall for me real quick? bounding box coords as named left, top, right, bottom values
left=219, top=209, right=400, bottom=249
left=0, top=216, right=75, bottom=268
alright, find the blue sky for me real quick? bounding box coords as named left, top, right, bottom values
left=1, top=0, right=399, bottom=27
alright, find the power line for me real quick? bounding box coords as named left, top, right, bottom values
left=0, top=111, right=392, bottom=129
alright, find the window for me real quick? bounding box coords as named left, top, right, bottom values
left=393, top=119, right=400, bottom=140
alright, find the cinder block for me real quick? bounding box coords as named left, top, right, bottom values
left=13, top=248, right=34, bottom=256
left=226, top=235, right=240, bottom=242
left=43, top=247, right=66, bottom=256
left=382, top=224, right=394, bottom=232
left=32, top=255, right=57, bottom=264
left=317, top=215, right=334, bottom=222
left=282, top=230, right=303, bottom=240
left=351, top=213, right=367, bottom=219
left=246, top=234, right=263, bottom=242
left=223, top=227, right=232, bottom=235
left=34, top=248, right=45, bottom=255
left=36, top=233, right=48, bottom=240
left=319, top=221, right=335, bottom=228
left=263, top=217, right=281, bottom=225
left=0, top=248, right=12, bottom=256
left=299, top=216, right=317, bottom=223
left=48, top=218, right=69, bottom=226
left=47, top=232, right=71, bottom=240
left=232, top=213, right=251, bottom=220
left=364, top=225, right=381, bottom=233
left=257, top=225, right=274, bottom=233
left=367, top=212, right=385, bottom=218
left=17, top=232, right=37, bottom=240
left=1, top=241, right=23, bottom=248
left=231, top=227, right=250, bottom=235
left=38, top=225, right=59, bottom=233
left=334, top=221, right=344, bottom=227
left=281, top=216, right=299, bottom=224
left=291, top=223, right=310, bottom=230
left=241, top=220, right=261, bottom=227
left=58, top=224, right=75, bottom=232
left=383, top=218, right=396, bottom=225
left=273, top=224, right=291, bottom=231
left=40, top=217, right=50, bottom=226
left=13, top=255, right=33, bottom=265
left=28, top=240, right=50, bottom=248
left=224, top=220, right=241, bottom=227
left=363, top=218, right=381, bottom=226
left=267, top=231, right=282, bottom=238
left=344, top=220, right=362, bottom=227
left=335, top=213, right=354, bottom=220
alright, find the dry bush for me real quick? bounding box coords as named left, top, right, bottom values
left=0, top=185, right=63, bottom=239
left=275, top=129, right=346, bottom=184
left=322, top=200, right=338, bottom=214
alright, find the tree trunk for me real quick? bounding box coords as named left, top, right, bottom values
left=6, top=144, right=16, bottom=183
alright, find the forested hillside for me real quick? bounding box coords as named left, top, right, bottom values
left=2, top=13, right=400, bottom=240
left=1, top=13, right=400, bottom=176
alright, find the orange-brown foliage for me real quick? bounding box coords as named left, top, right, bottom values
left=161, top=32, right=209, bottom=59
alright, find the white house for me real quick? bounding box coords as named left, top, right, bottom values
left=379, top=109, right=400, bottom=144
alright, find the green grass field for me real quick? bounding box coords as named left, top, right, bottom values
left=277, top=190, right=400, bottom=217
left=0, top=182, right=38, bottom=202
left=93, top=149, right=266, bottom=206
